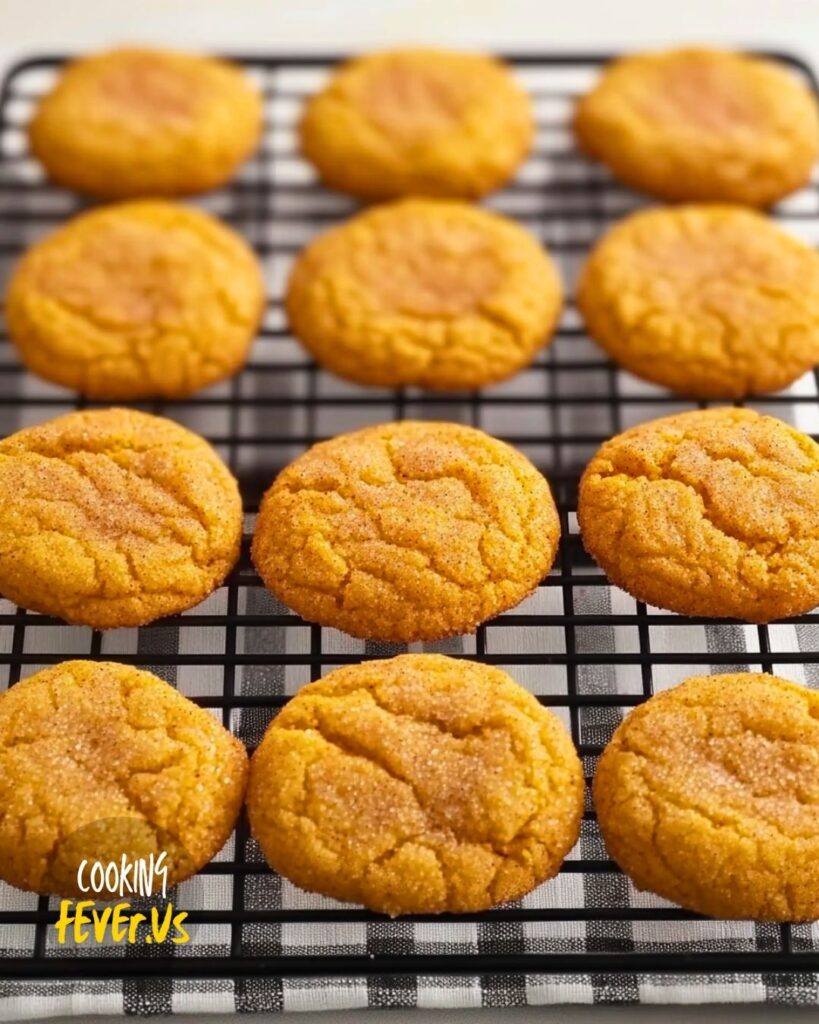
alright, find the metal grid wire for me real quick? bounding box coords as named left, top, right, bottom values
left=0, top=51, right=819, bottom=985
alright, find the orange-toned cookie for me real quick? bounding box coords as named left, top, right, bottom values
left=0, top=408, right=242, bottom=628
left=574, top=47, right=819, bottom=206
left=578, top=407, right=819, bottom=622
left=6, top=200, right=265, bottom=399
left=252, top=421, right=560, bottom=642
left=300, top=48, right=533, bottom=200
left=595, top=672, right=819, bottom=920
left=29, top=48, right=262, bottom=197
left=577, top=204, right=819, bottom=398
left=248, top=654, right=583, bottom=915
left=286, top=199, right=563, bottom=390
left=0, top=660, right=248, bottom=898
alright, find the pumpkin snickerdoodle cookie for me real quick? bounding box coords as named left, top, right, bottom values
left=0, top=660, right=248, bottom=898
left=286, top=199, right=563, bottom=390
left=578, top=408, right=819, bottom=623
left=300, top=48, right=534, bottom=200
left=574, top=47, right=819, bottom=206
left=6, top=201, right=265, bottom=400
left=29, top=48, right=262, bottom=198
left=578, top=205, right=819, bottom=398
left=594, top=672, right=819, bottom=920
left=248, top=654, right=583, bottom=915
left=252, top=421, right=560, bottom=642
left=0, top=408, right=242, bottom=629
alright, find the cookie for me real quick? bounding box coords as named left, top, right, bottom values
left=577, top=205, right=819, bottom=398
left=0, top=408, right=242, bottom=629
left=0, top=660, right=248, bottom=898
left=252, top=421, right=560, bottom=642
left=578, top=407, right=819, bottom=623
left=299, top=48, right=533, bottom=200
left=574, top=47, right=819, bottom=206
left=248, top=653, right=583, bottom=915
left=29, top=48, right=262, bottom=198
left=6, top=201, right=265, bottom=400
left=286, top=198, right=563, bottom=391
left=594, top=672, right=819, bottom=920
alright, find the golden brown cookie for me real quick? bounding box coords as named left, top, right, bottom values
left=248, top=654, right=583, bottom=915
left=578, top=407, right=819, bottom=623
left=0, top=408, right=242, bottom=629
left=574, top=47, right=819, bottom=206
left=6, top=201, right=265, bottom=400
left=300, top=48, right=534, bottom=200
left=286, top=199, right=563, bottom=390
left=577, top=205, right=819, bottom=398
left=594, top=672, right=819, bottom=920
left=252, top=421, right=560, bottom=642
left=29, top=48, right=262, bottom=198
left=0, top=660, right=248, bottom=898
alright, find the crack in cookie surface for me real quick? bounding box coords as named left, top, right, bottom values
left=0, top=407, right=242, bottom=628
left=578, top=205, right=819, bottom=398
left=594, top=672, right=819, bottom=920
left=6, top=200, right=265, bottom=399
left=285, top=199, right=562, bottom=391
left=0, top=660, right=248, bottom=897
left=578, top=407, right=819, bottom=622
left=247, top=654, right=584, bottom=915
left=251, top=421, right=560, bottom=642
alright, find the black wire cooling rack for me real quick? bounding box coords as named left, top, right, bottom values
left=1, top=50, right=819, bottom=991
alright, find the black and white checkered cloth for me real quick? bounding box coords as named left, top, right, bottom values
left=1, top=53, right=819, bottom=1018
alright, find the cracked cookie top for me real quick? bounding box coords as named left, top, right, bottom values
left=574, top=47, right=819, bottom=207
left=6, top=200, right=265, bottom=399
left=286, top=199, right=563, bottom=391
left=299, top=49, right=533, bottom=200
left=0, top=660, right=248, bottom=897
left=247, top=653, right=583, bottom=915
left=594, top=672, right=819, bottom=920
left=578, top=205, right=819, bottom=399
left=251, top=420, right=560, bottom=642
left=578, top=407, right=819, bottom=623
left=29, top=48, right=262, bottom=198
left=0, top=408, right=243, bottom=629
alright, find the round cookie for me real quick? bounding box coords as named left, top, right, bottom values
left=286, top=199, right=563, bottom=390
left=578, top=407, right=819, bottom=623
left=0, top=408, right=242, bottom=629
left=6, top=201, right=265, bottom=400
left=577, top=205, right=819, bottom=398
left=574, top=47, right=819, bottom=206
left=594, top=672, right=819, bottom=920
left=252, top=421, right=560, bottom=642
left=0, top=660, right=248, bottom=898
left=29, top=48, right=262, bottom=198
left=299, top=48, right=533, bottom=200
left=248, top=654, right=583, bottom=915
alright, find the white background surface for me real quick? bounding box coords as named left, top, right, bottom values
left=2, top=0, right=819, bottom=1020
left=0, top=0, right=818, bottom=56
